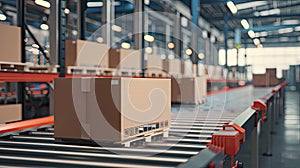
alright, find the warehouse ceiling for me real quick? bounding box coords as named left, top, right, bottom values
left=0, top=0, right=299, bottom=48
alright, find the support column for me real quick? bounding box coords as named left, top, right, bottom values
left=17, top=0, right=26, bottom=119
left=224, top=15, right=228, bottom=68
left=173, top=12, right=181, bottom=58
left=133, top=0, right=145, bottom=77
left=102, top=0, right=114, bottom=47
left=191, top=0, right=199, bottom=66
left=50, top=0, right=67, bottom=77
left=77, top=0, right=86, bottom=40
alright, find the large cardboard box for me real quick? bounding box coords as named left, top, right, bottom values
left=54, top=77, right=170, bottom=142
left=253, top=68, right=279, bottom=87
left=171, top=76, right=207, bottom=104
left=65, top=40, right=109, bottom=68
left=109, top=49, right=141, bottom=70
left=0, top=104, right=22, bottom=123
left=145, top=55, right=163, bottom=76
left=163, top=58, right=182, bottom=75
left=0, top=24, right=21, bottom=62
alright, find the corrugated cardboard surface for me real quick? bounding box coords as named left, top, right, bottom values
left=122, top=78, right=171, bottom=133
left=65, top=40, right=109, bottom=68
left=0, top=104, right=22, bottom=123
left=0, top=24, right=21, bottom=62
left=54, top=78, right=170, bottom=142
left=146, top=55, right=163, bottom=72
left=163, top=59, right=182, bottom=75
left=171, top=76, right=207, bottom=104
left=109, top=49, right=141, bottom=70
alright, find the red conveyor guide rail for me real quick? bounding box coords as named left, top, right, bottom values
left=0, top=71, right=286, bottom=167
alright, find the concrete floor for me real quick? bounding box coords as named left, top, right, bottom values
left=260, top=91, right=300, bottom=168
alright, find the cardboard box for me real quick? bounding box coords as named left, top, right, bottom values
left=0, top=24, right=21, bottom=62
left=145, top=55, right=163, bottom=76
left=171, top=76, right=207, bottom=104
left=183, top=61, right=193, bottom=77
left=163, top=58, right=182, bottom=75
left=253, top=68, right=279, bottom=87
left=109, top=49, right=141, bottom=70
left=0, top=104, right=22, bottom=123
left=65, top=40, right=109, bottom=68
left=54, top=77, right=171, bottom=142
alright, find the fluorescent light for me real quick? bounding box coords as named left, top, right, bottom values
left=167, top=42, right=175, bottom=49
left=111, top=25, right=122, bottom=32
left=202, top=30, right=208, bottom=39
left=236, top=1, right=267, bottom=10
left=96, top=37, right=103, bottom=43
left=253, top=38, right=260, bottom=45
left=227, top=1, right=238, bottom=14
left=145, top=0, right=150, bottom=5
left=144, top=35, right=154, bottom=42
left=198, top=53, right=205, bottom=59
left=181, top=17, right=188, bottom=27
left=248, top=30, right=255, bottom=38
left=87, top=2, right=103, bottom=7
left=241, top=19, right=250, bottom=29
left=278, top=28, right=293, bottom=34
left=255, top=32, right=260, bottom=37
left=295, top=26, right=300, bottom=31
left=145, top=47, right=153, bottom=54
left=260, top=8, right=280, bottom=16
left=64, top=8, right=70, bottom=14
left=0, top=13, right=6, bottom=21
left=40, top=23, right=49, bottom=30
left=32, top=44, right=39, bottom=48
left=185, top=49, right=193, bottom=56
left=257, top=44, right=263, bottom=48
left=282, top=19, right=299, bottom=25
left=259, top=31, right=268, bottom=37
left=279, top=37, right=289, bottom=42
left=34, top=0, right=51, bottom=8
left=121, top=42, right=131, bottom=49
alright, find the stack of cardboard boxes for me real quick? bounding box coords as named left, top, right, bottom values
left=54, top=77, right=171, bottom=143
left=253, top=68, right=279, bottom=87
left=0, top=24, right=22, bottom=123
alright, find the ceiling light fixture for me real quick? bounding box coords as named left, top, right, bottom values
left=248, top=30, right=255, bottom=38
left=260, top=8, right=280, bottom=16
left=241, top=19, right=250, bottom=29
left=236, top=1, right=267, bottom=10
left=34, top=0, right=51, bottom=8
left=87, top=2, right=103, bottom=7
left=144, top=35, right=155, bottom=42
left=121, top=42, right=131, bottom=49
left=185, top=49, right=193, bottom=56
left=253, top=38, right=260, bottom=45
left=278, top=28, right=294, bottom=34
left=227, top=1, right=238, bottom=14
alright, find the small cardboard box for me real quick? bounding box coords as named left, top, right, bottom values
left=253, top=68, right=279, bottom=87
left=163, top=58, right=182, bottom=75
left=65, top=40, right=109, bottom=68
left=171, top=76, right=207, bottom=104
left=145, top=55, right=163, bottom=76
left=0, top=24, right=21, bottom=62
left=0, top=104, right=22, bottom=123
left=54, top=77, right=171, bottom=142
left=109, top=49, right=141, bottom=70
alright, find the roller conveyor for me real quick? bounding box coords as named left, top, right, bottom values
left=0, top=86, right=277, bottom=167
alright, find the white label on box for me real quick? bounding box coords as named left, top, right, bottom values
left=111, top=79, right=119, bottom=85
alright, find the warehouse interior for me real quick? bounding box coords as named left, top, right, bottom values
left=0, top=0, right=299, bottom=167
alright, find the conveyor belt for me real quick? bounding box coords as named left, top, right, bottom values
left=0, top=86, right=273, bottom=167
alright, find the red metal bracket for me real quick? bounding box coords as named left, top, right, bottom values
left=251, top=100, right=267, bottom=122
left=207, top=122, right=245, bottom=167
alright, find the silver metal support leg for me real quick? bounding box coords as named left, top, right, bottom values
left=102, top=0, right=114, bottom=47
left=263, top=104, right=272, bottom=156
left=251, top=120, right=260, bottom=168
left=49, top=0, right=59, bottom=65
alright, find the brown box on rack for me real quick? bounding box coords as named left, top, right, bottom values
left=0, top=24, right=21, bottom=62
left=145, top=55, right=163, bottom=76
left=65, top=40, right=109, bottom=68
left=163, top=58, right=182, bottom=75
left=171, top=76, right=207, bottom=104
left=0, top=104, right=22, bottom=123
left=109, top=49, right=141, bottom=70
left=253, top=68, right=279, bottom=87
left=54, top=77, right=171, bottom=142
